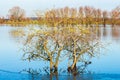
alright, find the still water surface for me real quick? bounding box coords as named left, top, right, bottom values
left=0, top=25, right=120, bottom=80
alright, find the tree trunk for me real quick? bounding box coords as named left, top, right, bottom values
left=50, top=65, right=58, bottom=80
left=54, top=66, right=58, bottom=80
left=50, top=59, right=53, bottom=74
left=103, top=19, right=106, bottom=27
left=68, top=40, right=78, bottom=75
left=71, top=61, right=77, bottom=76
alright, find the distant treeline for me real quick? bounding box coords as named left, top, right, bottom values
left=0, top=6, right=120, bottom=27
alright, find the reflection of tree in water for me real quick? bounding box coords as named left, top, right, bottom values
left=21, top=66, right=93, bottom=80
left=7, top=24, right=28, bottom=27
left=111, top=26, right=120, bottom=41
left=9, top=29, right=25, bottom=38
left=0, top=67, right=93, bottom=80
left=103, top=26, right=107, bottom=37
left=96, top=25, right=120, bottom=43
left=97, top=27, right=101, bottom=39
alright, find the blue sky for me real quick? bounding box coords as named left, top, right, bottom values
left=0, top=0, right=120, bottom=17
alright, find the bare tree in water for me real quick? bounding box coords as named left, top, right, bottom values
left=23, top=27, right=68, bottom=80
left=61, top=26, right=100, bottom=75
left=22, top=25, right=100, bottom=80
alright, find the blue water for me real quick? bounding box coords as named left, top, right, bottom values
left=0, top=25, right=120, bottom=80
left=0, top=71, right=120, bottom=80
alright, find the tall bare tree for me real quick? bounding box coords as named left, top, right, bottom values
left=92, top=8, right=102, bottom=25
left=8, top=6, right=25, bottom=21
left=102, top=10, right=108, bottom=27
left=110, top=6, right=120, bottom=27
left=78, top=7, right=84, bottom=25
left=84, top=6, right=95, bottom=27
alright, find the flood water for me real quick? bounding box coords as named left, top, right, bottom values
left=0, top=25, right=120, bottom=80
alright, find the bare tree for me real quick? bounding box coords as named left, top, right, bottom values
left=78, top=7, right=84, bottom=25
left=110, top=6, right=120, bottom=27
left=92, top=8, right=102, bottom=26
left=23, top=25, right=100, bottom=77
left=62, top=26, right=99, bottom=75
left=8, top=6, right=25, bottom=21
left=102, top=10, right=108, bottom=27
left=23, top=27, right=66, bottom=76
left=84, top=6, right=95, bottom=27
